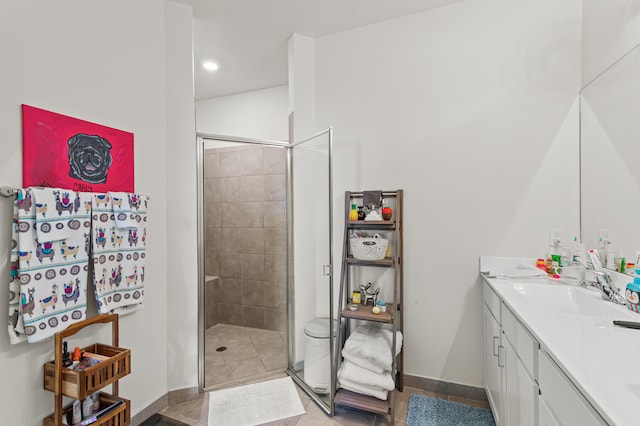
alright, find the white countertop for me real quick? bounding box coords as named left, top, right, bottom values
left=481, top=257, right=640, bottom=425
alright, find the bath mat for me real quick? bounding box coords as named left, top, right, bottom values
left=406, top=394, right=496, bottom=426
left=208, top=376, right=305, bottom=426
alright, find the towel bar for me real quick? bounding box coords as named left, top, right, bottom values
left=0, top=186, right=18, bottom=198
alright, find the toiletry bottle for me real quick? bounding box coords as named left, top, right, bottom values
left=62, top=342, right=72, bottom=367
left=357, top=206, right=366, bottom=220
left=349, top=204, right=358, bottom=221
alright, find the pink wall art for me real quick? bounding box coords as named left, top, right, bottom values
left=22, top=104, right=134, bottom=192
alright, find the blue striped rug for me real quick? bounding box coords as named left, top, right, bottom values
left=406, top=395, right=496, bottom=426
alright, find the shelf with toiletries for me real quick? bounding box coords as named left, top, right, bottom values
left=43, top=313, right=131, bottom=426
left=334, top=190, right=404, bottom=421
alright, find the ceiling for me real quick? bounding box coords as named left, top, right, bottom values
left=172, top=0, right=462, bottom=100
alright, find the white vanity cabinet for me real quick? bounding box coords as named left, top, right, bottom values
left=538, top=350, right=606, bottom=426
left=483, top=283, right=503, bottom=426
left=483, top=280, right=538, bottom=426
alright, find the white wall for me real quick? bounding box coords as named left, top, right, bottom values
left=311, top=0, right=581, bottom=387
left=582, top=0, right=640, bottom=86
left=196, top=86, right=289, bottom=140
left=0, top=1, right=194, bottom=424
left=165, top=2, right=199, bottom=392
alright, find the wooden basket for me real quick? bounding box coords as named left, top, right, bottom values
left=44, top=343, right=131, bottom=400
left=43, top=392, right=130, bottom=426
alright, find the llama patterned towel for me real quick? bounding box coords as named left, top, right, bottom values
left=109, top=192, right=147, bottom=229
left=16, top=188, right=92, bottom=343
left=91, top=192, right=147, bottom=313
left=8, top=202, right=26, bottom=344
left=31, top=187, right=87, bottom=243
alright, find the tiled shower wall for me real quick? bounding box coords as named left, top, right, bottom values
left=204, top=144, right=287, bottom=332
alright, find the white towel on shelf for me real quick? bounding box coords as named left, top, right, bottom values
left=16, top=188, right=91, bottom=343
left=31, top=187, right=84, bottom=243
left=341, top=352, right=385, bottom=375
left=91, top=192, right=147, bottom=313
left=342, top=323, right=403, bottom=372
left=338, top=359, right=395, bottom=391
left=338, top=377, right=388, bottom=401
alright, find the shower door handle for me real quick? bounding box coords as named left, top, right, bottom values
left=323, top=264, right=332, bottom=276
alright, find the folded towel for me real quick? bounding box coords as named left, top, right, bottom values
left=31, top=187, right=84, bottom=242
left=338, top=360, right=395, bottom=391
left=109, top=192, right=149, bottom=229
left=481, top=263, right=547, bottom=279
left=338, top=377, right=388, bottom=401
left=341, top=351, right=385, bottom=375
left=363, top=190, right=382, bottom=209
left=342, top=323, right=403, bottom=372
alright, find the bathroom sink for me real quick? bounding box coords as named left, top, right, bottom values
left=508, top=281, right=632, bottom=318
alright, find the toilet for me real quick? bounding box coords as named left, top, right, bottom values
left=303, top=318, right=336, bottom=394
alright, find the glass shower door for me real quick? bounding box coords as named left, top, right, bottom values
left=286, top=127, right=334, bottom=413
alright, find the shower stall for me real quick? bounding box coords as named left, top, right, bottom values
left=197, top=128, right=336, bottom=413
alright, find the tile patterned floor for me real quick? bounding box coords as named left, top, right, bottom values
left=158, top=323, right=489, bottom=425
left=204, top=324, right=287, bottom=390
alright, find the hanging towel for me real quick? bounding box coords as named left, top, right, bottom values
left=16, top=188, right=92, bottom=343
left=109, top=191, right=147, bottom=229
left=31, top=187, right=84, bottom=243
left=8, top=202, right=26, bottom=344
left=362, top=190, right=382, bottom=209
left=91, top=192, right=148, bottom=313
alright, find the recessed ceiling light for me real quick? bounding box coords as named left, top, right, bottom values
left=202, top=61, right=219, bottom=71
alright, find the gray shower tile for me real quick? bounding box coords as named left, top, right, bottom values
left=242, top=306, right=265, bottom=328
left=265, top=255, right=286, bottom=282
left=220, top=147, right=263, bottom=177
left=264, top=308, right=286, bottom=332
left=205, top=202, right=221, bottom=228
left=205, top=227, right=220, bottom=253
left=205, top=304, right=218, bottom=328
left=242, top=279, right=265, bottom=307
left=219, top=228, right=241, bottom=254
left=220, top=202, right=263, bottom=228
left=240, top=254, right=265, bottom=280
left=265, top=227, right=286, bottom=255
left=209, top=176, right=265, bottom=202
left=264, top=174, right=286, bottom=201
left=264, top=281, right=286, bottom=310
left=263, top=201, right=286, bottom=228
left=263, top=146, right=286, bottom=174
left=204, top=254, right=219, bottom=277
left=219, top=303, right=243, bottom=326
left=237, top=228, right=265, bottom=254
left=205, top=277, right=218, bottom=307
left=218, top=254, right=241, bottom=278
left=203, top=151, right=220, bottom=178
left=218, top=278, right=241, bottom=305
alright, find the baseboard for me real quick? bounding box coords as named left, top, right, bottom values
left=130, top=387, right=199, bottom=426
left=403, top=374, right=489, bottom=405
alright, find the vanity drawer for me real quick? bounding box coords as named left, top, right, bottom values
left=538, top=350, right=606, bottom=426
left=483, top=282, right=501, bottom=322
left=502, top=304, right=537, bottom=379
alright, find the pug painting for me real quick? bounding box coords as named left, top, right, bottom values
left=67, top=133, right=113, bottom=184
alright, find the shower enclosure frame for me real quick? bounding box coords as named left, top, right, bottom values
left=196, top=129, right=335, bottom=415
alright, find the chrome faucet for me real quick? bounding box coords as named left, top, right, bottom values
left=581, top=250, right=626, bottom=305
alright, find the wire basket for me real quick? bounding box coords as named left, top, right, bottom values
left=350, top=237, right=388, bottom=260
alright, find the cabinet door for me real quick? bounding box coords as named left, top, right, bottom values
left=484, top=306, right=503, bottom=426
left=503, top=336, right=537, bottom=426
left=539, top=396, right=561, bottom=426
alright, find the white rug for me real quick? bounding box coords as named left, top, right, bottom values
left=208, top=376, right=306, bottom=425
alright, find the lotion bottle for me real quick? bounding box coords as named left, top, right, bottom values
left=349, top=204, right=358, bottom=221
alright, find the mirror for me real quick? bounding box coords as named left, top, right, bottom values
left=580, top=2, right=640, bottom=268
